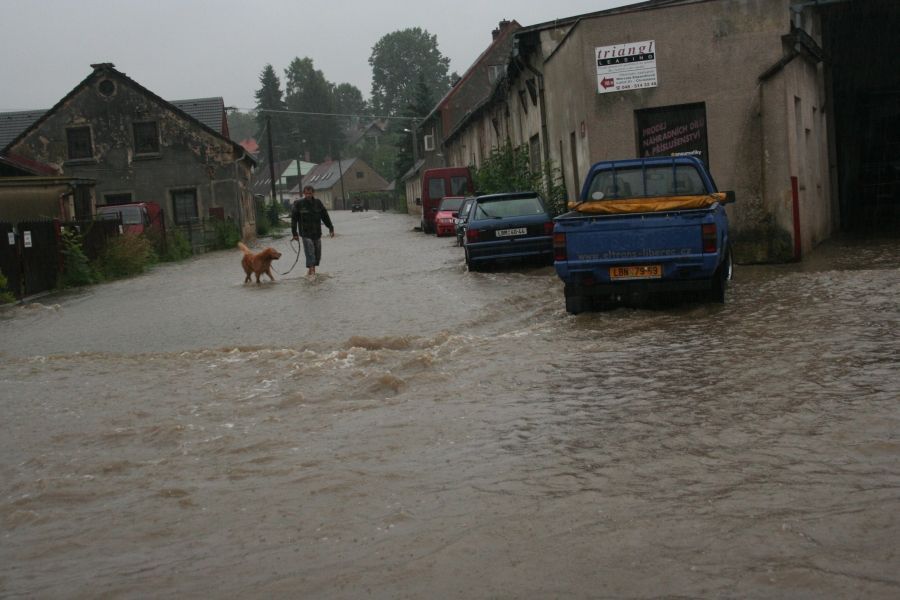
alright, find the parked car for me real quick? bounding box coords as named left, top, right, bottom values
left=454, top=196, right=477, bottom=246
left=351, top=202, right=363, bottom=212
left=96, top=202, right=163, bottom=235
left=434, top=196, right=466, bottom=237
left=419, top=167, right=474, bottom=233
left=463, top=192, right=554, bottom=271
left=553, top=155, right=734, bottom=313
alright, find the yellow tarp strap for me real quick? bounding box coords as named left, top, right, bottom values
left=567, top=192, right=728, bottom=215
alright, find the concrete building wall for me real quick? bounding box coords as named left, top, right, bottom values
left=445, top=0, right=832, bottom=262
left=540, top=0, right=825, bottom=262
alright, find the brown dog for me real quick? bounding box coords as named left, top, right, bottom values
left=238, top=242, right=282, bottom=284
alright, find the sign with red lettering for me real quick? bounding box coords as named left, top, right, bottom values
left=595, top=40, right=657, bottom=94
left=636, top=103, right=709, bottom=164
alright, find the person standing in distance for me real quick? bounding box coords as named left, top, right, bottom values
left=291, top=185, right=334, bottom=276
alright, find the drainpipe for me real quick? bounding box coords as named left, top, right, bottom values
left=791, top=176, right=802, bottom=259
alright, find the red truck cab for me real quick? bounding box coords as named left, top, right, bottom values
left=96, top=202, right=163, bottom=235
left=420, top=167, right=473, bottom=234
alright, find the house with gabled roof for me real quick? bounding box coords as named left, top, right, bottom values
left=298, top=157, right=389, bottom=210
left=403, top=20, right=520, bottom=214
left=251, top=157, right=316, bottom=207
left=1, top=63, right=258, bottom=239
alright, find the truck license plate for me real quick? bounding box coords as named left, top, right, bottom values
left=609, top=265, right=662, bottom=280
left=495, top=227, right=527, bottom=237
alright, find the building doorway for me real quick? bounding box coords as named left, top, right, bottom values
left=823, top=0, right=900, bottom=232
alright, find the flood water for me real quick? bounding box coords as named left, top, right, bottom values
left=1, top=212, right=898, bottom=598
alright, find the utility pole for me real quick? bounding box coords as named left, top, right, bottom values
left=411, top=120, right=419, bottom=164
left=336, top=150, right=346, bottom=210
left=266, top=115, right=277, bottom=205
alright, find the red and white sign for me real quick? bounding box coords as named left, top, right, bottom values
left=596, top=40, right=657, bottom=94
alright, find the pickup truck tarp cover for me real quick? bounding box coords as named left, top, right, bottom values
left=567, top=193, right=728, bottom=215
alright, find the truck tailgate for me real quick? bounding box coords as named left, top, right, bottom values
left=554, top=208, right=726, bottom=287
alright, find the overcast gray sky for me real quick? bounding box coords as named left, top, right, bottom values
left=1, top=0, right=636, bottom=112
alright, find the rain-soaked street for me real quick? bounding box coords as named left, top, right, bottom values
left=1, top=211, right=898, bottom=598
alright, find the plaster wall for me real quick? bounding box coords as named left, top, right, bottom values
left=8, top=75, right=255, bottom=238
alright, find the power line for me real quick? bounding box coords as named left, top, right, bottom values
left=257, top=108, right=419, bottom=122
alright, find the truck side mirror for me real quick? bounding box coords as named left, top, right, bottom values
left=723, top=191, right=736, bottom=204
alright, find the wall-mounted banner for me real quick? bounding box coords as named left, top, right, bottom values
left=596, top=40, right=657, bottom=94
left=636, top=103, right=709, bottom=164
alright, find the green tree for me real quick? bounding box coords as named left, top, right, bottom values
left=333, top=83, right=368, bottom=118
left=226, top=110, right=258, bottom=142
left=254, top=64, right=288, bottom=165
left=284, top=57, right=341, bottom=161
left=394, top=73, right=433, bottom=181
left=472, top=141, right=567, bottom=215
left=369, top=28, right=451, bottom=117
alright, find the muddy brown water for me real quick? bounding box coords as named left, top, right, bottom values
left=1, top=212, right=898, bottom=598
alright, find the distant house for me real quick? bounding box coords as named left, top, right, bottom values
left=400, top=158, right=426, bottom=216
left=298, top=157, right=389, bottom=210
left=1, top=63, right=258, bottom=239
left=345, top=119, right=387, bottom=150
left=0, top=110, right=47, bottom=151
left=238, top=138, right=259, bottom=156
left=251, top=157, right=316, bottom=207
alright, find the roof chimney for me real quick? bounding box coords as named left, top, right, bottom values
left=492, top=19, right=512, bottom=39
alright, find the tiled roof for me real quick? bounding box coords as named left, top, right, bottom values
left=300, top=158, right=360, bottom=192
left=169, top=97, right=227, bottom=135
left=0, top=110, right=47, bottom=150
left=1, top=98, right=229, bottom=151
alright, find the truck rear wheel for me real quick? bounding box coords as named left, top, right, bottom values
left=709, top=248, right=733, bottom=303
left=564, top=284, right=585, bottom=314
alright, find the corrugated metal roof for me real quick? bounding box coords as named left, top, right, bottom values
left=0, top=110, right=47, bottom=150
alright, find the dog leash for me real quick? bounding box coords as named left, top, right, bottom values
left=279, top=238, right=302, bottom=275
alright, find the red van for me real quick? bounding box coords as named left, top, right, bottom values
left=419, top=167, right=473, bottom=234
left=96, top=202, right=163, bottom=235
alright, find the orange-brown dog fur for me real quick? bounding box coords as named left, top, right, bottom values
left=238, top=242, right=282, bottom=284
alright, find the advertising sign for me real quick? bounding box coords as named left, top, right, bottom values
left=596, top=40, right=657, bottom=94
left=636, top=103, right=709, bottom=163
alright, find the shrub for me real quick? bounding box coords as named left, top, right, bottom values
left=59, top=228, right=98, bottom=287
left=95, top=232, right=157, bottom=279
left=210, top=218, right=241, bottom=251
left=161, top=230, right=192, bottom=262
left=472, top=140, right=568, bottom=216
left=0, top=269, right=15, bottom=304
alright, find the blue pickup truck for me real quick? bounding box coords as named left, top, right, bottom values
left=553, top=156, right=735, bottom=314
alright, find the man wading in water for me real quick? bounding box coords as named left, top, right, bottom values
left=291, top=185, right=335, bottom=277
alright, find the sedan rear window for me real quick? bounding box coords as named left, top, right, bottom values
left=438, top=197, right=465, bottom=212
left=474, top=196, right=546, bottom=219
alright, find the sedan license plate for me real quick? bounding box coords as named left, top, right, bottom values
left=495, top=227, right=527, bottom=237
left=609, top=265, right=662, bottom=280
